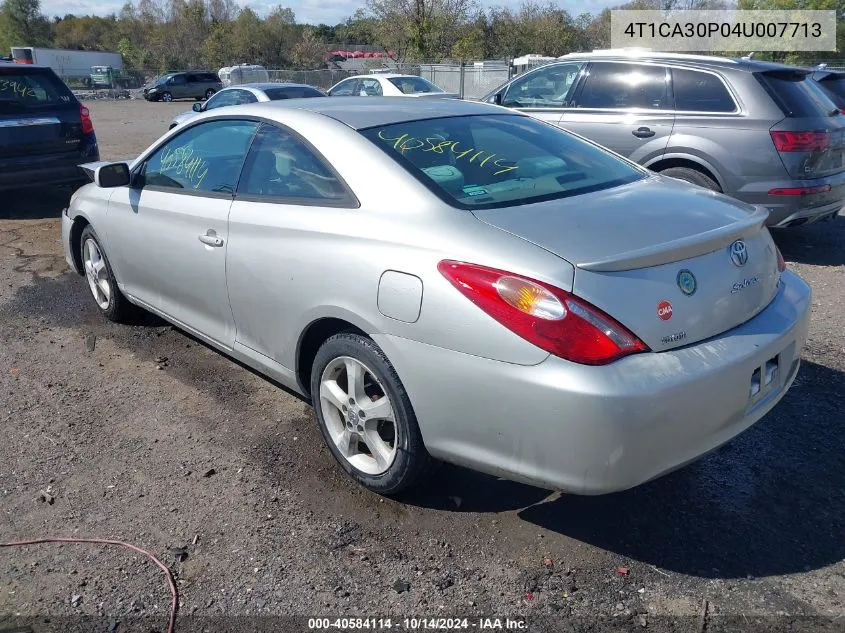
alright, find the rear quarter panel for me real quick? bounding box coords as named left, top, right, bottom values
left=222, top=109, right=575, bottom=369
left=662, top=116, right=785, bottom=194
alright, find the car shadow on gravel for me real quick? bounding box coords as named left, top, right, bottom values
left=2, top=188, right=77, bottom=220
left=402, top=466, right=553, bottom=512
left=515, top=359, right=844, bottom=579
left=771, top=215, right=845, bottom=266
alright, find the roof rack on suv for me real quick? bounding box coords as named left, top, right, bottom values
left=558, top=49, right=741, bottom=65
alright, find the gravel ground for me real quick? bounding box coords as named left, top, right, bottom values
left=1, top=100, right=844, bottom=633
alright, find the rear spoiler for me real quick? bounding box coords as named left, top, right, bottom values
left=578, top=206, right=770, bottom=272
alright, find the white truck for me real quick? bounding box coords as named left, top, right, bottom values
left=10, top=47, right=123, bottom=86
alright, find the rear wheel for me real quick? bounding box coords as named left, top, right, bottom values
left=310, top=333, right=431, bottom=495
left=205, top=88, right=216, bottom=99
left=160, top=91, right=173, bottom=102
left=79, top=226, right=136, bottom=323
left=659, top=166, right=721, bottom=192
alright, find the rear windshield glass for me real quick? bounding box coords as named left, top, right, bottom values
left=757, top=70, right=839, bottom=117
left=815, top=75, right=845, bottom=107
left=0, top=69, right=74, bottom=109
left=388, top=76, right=442, bottom=94
left=360, top=114, right=645, bottom=210
left=265, top=87, right=326, bottom=100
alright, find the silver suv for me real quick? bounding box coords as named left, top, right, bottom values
left=483, top=51, right=845, bottom=227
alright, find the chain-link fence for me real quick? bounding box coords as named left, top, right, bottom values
left=62, top=62, right=515, bottom=101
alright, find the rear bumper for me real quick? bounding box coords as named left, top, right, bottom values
left=374, top=270, right=811, bottom=494
left=733, top=169, right=845, bottom=227
left=0, top=138, right=99, bottom=192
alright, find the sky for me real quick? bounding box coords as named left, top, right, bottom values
left=40, top=0, right=619, bottom=27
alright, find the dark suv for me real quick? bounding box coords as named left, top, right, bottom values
left=484, top=51, right=845, bottom=228
left=0, top=64, right=98, bottom=192
left=143, top=71, right=222, bottom=102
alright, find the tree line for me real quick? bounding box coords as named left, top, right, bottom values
left=1, top=0, right=843, bottom=75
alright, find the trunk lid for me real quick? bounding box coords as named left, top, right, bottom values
left=471, top=175, right=782, bottom=352
left=758, top=68, right=845, bottom=179
left=0, top=66, right=84, bottom=160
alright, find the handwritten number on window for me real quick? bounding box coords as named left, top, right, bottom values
left=0, top=80, right=36, bottom=99
left=377, top=130, right=519, bottom=176
left=159, top=145, right=209, bottom=190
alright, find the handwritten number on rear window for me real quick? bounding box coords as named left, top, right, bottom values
left=377, top=129, right=519, bottom=176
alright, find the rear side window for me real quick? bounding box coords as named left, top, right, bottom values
left=814, top=75, right=845, bottom=108
left=575, top=62, right=670, bottom=110
left=237, top=124, right=353, bottom=205
left=360, top=114, right=644, bottom=210
left=671, top=68, right=736, bottom=113
left=757, top=70, right=838, bottom=118
left=388, top=76, right=442, bottom=94
left=264, top=87, right=326, bottom=100
left=0, top=69, right=75, bottom=108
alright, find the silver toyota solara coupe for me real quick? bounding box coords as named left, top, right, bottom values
left=61, top=97, right=811, bottom=496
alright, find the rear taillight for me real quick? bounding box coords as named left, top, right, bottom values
left=80, top=105, right=94, bottom=134
left=770, top=130, right=829, bottom=152
left=437, top=261, right=649, bottom=365
left=776, top=246, right=786, bottom=272
left=768, top=184, right=831, bottom=195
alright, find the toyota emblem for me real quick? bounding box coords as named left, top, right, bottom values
left=729, top=240, right=748, bottom=267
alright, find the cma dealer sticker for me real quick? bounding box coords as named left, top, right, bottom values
left=657, top=300, right=673, bottom=321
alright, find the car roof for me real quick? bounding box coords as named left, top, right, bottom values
left=237, top=82, right=318, bottom=91
left=346, top=74, right=417, bottom=80
left=238, top=96, right=506, bottom=130
left=558, top=50, right=808, bottom=73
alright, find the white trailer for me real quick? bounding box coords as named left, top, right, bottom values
left=10, top=47, right=123, bottom=84
left=218, top=64, right=269, bottom=87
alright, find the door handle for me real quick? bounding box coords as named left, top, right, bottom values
left=632, top=127, right=656, bottom=138
left=198, top=232, right=224, bottom=247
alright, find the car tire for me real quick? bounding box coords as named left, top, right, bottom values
left=79, top=225, right=137, bottom=323
left=160, top=91, right=173, bottom=102
left=205, top=89, right=216, bottom=99
left=659, top=166, right=721, bottom=192
left=310, top=332, right=432, bottom=495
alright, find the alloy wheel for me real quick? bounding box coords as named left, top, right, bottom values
left=82, top=238, right=111, bottom=310
left=319, top=356, right=398, bottom=475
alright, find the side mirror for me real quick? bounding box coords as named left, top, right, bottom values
left=94, top=163, right=130, bottom=188
left=192, top=103, right=203, bottom=112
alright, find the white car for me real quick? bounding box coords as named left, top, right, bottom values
left=169, top=82, right=326, bottom=129
left=327, top=73, right=459, bottom=99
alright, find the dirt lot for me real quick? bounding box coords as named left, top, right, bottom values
left=1, top=99, right=844, bottom=633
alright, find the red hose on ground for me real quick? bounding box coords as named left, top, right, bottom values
left=0, top=536, right=178, bottom=633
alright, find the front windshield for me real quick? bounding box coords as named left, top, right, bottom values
left=156, top=74, right=173, bottom=85
left=359, top=114, right=645, bottom=210
left=388, top=76, right=443, bottom=94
